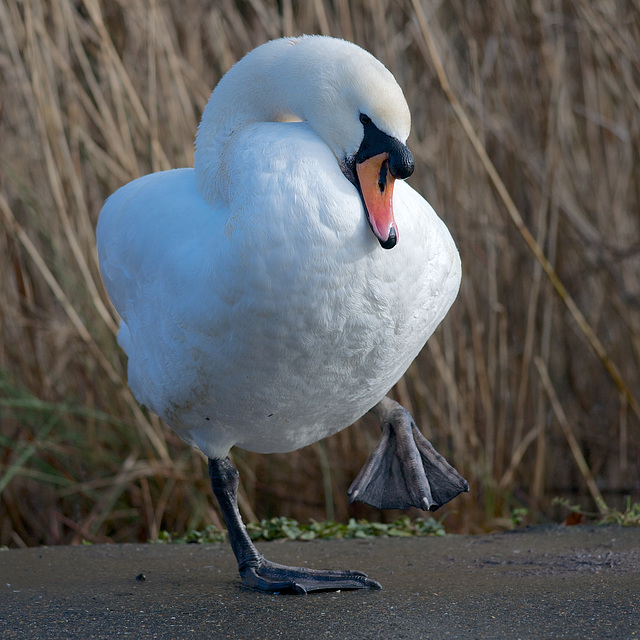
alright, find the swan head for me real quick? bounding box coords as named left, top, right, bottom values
left=293, top=37, right=414, bottom=249
left=195, top=36, right=415, bottom=249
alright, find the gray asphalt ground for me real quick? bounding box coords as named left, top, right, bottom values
left=1, top=525, right=638, bottom=639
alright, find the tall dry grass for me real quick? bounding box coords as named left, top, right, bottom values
left=1, top=0, right=639, bottom=547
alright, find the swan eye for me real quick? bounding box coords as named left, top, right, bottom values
left=359, top=113, right=371, bottom=125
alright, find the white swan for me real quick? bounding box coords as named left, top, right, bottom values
left=97, top=35, right=468, bottom=594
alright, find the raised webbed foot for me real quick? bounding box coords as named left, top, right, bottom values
left=240, top=557, right=381, bottom=594
left=348, top=397, right=469, bottom=511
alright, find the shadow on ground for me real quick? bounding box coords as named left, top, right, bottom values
left=1, top=525, right=638, bottom=639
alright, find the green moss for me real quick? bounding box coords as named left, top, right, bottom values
left=554, top=497, right=640, bottom=527
left=156, top=515, right=447, bottom=544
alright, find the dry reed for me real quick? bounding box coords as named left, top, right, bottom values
left=1, top=0, right=639, bottom=546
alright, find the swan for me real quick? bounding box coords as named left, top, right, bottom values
left=97, top=35, right=468, bottom=594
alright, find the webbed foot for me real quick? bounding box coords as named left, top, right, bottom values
left=208, top=457, right=382, bottom=594
left=240, top=557, right=381, bottom=594
left=348, top=397, right=469, bottom=511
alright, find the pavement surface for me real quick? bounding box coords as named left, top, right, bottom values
left=1, top=524, right=638, bottom=639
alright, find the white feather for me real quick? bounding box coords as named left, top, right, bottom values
left=97, top=37, right=461, bottom=459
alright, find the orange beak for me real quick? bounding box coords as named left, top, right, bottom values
left=356, top=152, right=397, bottom=249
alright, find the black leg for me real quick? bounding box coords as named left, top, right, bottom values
left=208, top=457, right=382, bottom=594
left=348, top=397, right=469, bottom=511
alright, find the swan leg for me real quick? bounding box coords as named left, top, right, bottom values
left=208, top=457, right=382, bottom=594
left=348, top=397, right=469, bottom=511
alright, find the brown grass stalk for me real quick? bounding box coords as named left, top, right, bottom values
left=411, top=0, right=640, bottom=426
left=1, top=0, right=638, bottom=545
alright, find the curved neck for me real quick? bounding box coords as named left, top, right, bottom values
left=192, top=36, right=409, bottom=207
left=194, top=39, right=314, bottom=205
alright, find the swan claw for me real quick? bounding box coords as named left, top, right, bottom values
left=240, top=558, right=382, bottom=594
left=348, top=397, right=469, bottom=511
left=208, top=457, right=382, bottom=594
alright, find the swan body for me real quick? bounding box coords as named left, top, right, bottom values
left=98, top=37, right=460, bottom=458
left=99, top=129, right=460, bottom=457
left=97, top=35, right=466, bottom=593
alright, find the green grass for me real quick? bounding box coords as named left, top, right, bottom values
left=156, top=501, right=640, bottom=547
left=554, top=497, right=640, bottom=527
left=156, top=516, right=448, bottom=544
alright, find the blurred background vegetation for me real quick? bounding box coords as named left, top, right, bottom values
left=1, top=0, right=639, bottom=547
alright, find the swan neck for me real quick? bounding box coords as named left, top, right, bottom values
left=192, top=36, right=410, bottom=207
left=194, top=39, right=308, bottom=205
